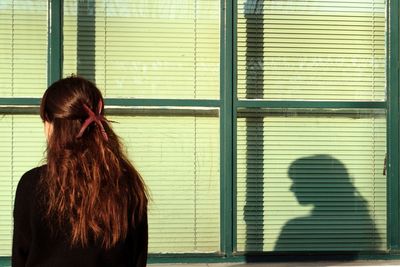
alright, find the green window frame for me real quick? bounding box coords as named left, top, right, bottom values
left=1, top=0, right=400, bottom=264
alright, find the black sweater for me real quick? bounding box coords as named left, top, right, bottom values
left=12, top=166, right=148, bottom=267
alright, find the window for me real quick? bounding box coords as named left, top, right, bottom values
left=0, top=0, right=221, bottom=255
left=0, top=0, right=396, bottom=262
left=63, top=0, right=221, bottom=253
left=236, top=0, right=387, bottom=252
left=0, top=1, right=47, bottom=97
left=0, top=0, right=48, bottom=255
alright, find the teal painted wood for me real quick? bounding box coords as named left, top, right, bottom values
left=0, top=98, right=40, bottom=105
left=105, top=99, right=221, bottom=108
left=3, top=253, right=400, bottom=265
left=236, top=100, right=386, bottom=109
left=0, top=258, right=9, bottom=267
left=387, top=0, right=400, bottom=251
left=0, top=98, right=220, bottom=108
left=0, top=98, right=385, bottom=111
left=147, top=253, right=400, bottom=263
left=231, top=0, right=238, bottom=254
left=148, top=253, right=400, bottom=263
left=220, top=0, right=234, bottom=257
left=47, top=0, right=63, bottom=85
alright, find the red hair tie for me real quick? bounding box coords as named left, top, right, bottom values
left=76, top=100, right=109, bottom=141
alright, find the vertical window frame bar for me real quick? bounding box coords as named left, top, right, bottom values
left=231, top=0, right=238, bottom=254
left=220, top=0, right=235, bottom=257
left=47, top=0, right=63, bottom=86
left=387, top=0, right=400, bottom=251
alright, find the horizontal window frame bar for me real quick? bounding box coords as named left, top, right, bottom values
left=0, top=98, right=40, bottom=106
left=0, top=106, right=220, bottom=117
left=236, top=100, right=387, bottom=109
left=0, top=98, right=220, bottom=117
left=0, top=98, right=221, bottom=108
left=2, top=253, right=400, bottom=266
left=1, top=98, right=385, bottom=110
left=107, top=107, right=219, bottom=117
left=106, top=98, right=221, bottom=108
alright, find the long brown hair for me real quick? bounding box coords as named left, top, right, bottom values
left=40, top=76, right=147, bottom=249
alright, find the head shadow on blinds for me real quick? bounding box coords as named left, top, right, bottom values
left=237, top=109, right=386, bottom=252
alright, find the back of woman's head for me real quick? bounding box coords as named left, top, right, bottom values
left=41, top=76, right=108, bottom=147
left=40, top=76, right=147, bottom=249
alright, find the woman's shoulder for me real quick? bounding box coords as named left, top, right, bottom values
left=14, top=165, right=46, bottom=218
left=17, top=165, right=46, bottom=193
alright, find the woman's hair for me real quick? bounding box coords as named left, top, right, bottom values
left=39, top=76, right=148, bottom=249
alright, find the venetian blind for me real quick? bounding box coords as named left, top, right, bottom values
left=0, top=0, right=47, bottom=97
left=237, top=0, right=386, bottom=100
left=111, top=115, right=220, bottom=253
left=236, top=109, right=386, bottom=252
left=63, top=0, right=220, bottom=99
left=0, top=115, right=45, bottom=256
left=0, top=114, right=220, bottom=255
left=0, top=0, right=48, bottom=256
left=63, top=0, right=221, bottom=253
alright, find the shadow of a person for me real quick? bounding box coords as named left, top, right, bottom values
left=274, top=155, right=380, bottom=252
left=243, top=0, right=265, bottom=254
left=77, top=0, right=96, bottom=82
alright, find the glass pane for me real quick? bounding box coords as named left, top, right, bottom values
left=236, top=109, right=386, bottom=252
left=110, top=115, right=220, bottom=253
left=1, top=113, right=220, bottom=255
left=0, top=115, right=45, bottom=256
left=64, top=0, right=220, bottom=99
left=237, top=1, right=386, bottom=100
left=0, top=0, right=48, bottom=97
